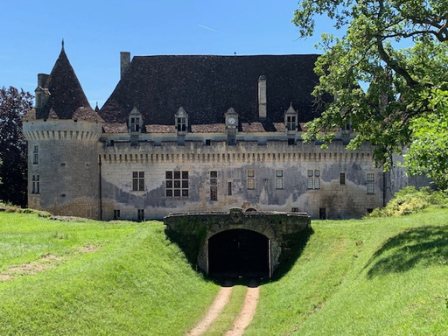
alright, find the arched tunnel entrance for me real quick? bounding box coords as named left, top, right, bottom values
left=208, top=229, right=269, bottom=278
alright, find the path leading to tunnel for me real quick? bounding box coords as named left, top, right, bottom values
left=187, top=280, right=260, bottom=336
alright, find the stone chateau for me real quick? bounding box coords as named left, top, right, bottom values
left=23, top=44, right=412, bottom=220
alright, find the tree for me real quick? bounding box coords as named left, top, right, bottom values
left=292, top=0, right=448, bottom=176
left=0, top=87, right=33, bottom=206
left=404, top=90, right=448, bottom=189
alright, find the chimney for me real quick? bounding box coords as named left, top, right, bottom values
left=35, top=73, right=50, bottom=110
left=37, top=73, right=49, bottom=88
left=120, top=52, right=131, bottom=79
left=258, top=75, right=267, bottom=119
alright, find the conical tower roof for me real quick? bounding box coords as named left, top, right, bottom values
left=38, top=43, right=102, bottom=122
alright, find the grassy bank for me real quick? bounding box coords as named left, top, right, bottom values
left=0, top=212, right=218, bottom=336
left=247, top=208, right=448, bottom=335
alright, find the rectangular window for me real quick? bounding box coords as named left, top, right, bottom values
left=113, top=210, right=120, bottom=220
left=227, top=182, right=232, bottom=196
left=33, top=145, right=39, bottom=164
left=166, top=171, right=189, bottom=197
left=340, top=173, right=346, bottom=185
left=367, top=173, right=374, bottom=194
left=132, top=171, right=144, bottom=191
left=177, top=117, right=187, bottom=132
left=247, top=170, right=255, bottom=190
left=32, top=175, right=40, bottom=194
left=307, top=169, right=320, bottom=190
left=210, top=171, right=218, bottom=201
left=130, top=117, right=140, bottom=132
left=291, top=207, right=299, bottom=213
left=286, top=115, right=296, bottom=131
left=137, top=209, right=144, bottom=221
left=276, top=170, right=283, bottom=189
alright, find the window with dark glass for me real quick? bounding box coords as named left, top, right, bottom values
left=227, top=182, right=232, bottom=196
left=210, top=171, right=218, bottom=201
left=132, top=171, right=144, bottom=191
left=286, top=115, right=297, bottom=131
left=166, top=171, right=189, bottom=197
left=340, top=173, right=346, bottom=185
left=33, top=145, right=39, bottom=164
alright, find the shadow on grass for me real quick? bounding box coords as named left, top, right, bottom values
left=269, top=226, right=314, bottom=283
left=365, top=225, right=448, bottom=279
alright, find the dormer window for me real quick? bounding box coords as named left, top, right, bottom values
left=175, top=107, right=189, bottom=135
left=130, top=117, right=140, bottom=132
left=128, top=107, right=143, bottom=133
left=286, top=115, right=296, bottom=131
left=284, top=103, right=298, bottom=133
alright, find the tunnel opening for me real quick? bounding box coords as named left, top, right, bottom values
left=208, top=229, right=269, bottom=278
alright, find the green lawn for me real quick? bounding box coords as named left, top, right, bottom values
left=1, top=208, right=447, bottom=335
left=0, top=212, right=218, bottom=336
left=246, top=208, right=448, bottom=336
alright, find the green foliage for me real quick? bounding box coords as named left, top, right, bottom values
left=404, top=90, right=448, bottom=189
left=0, top=87, right=33, bottom=206
left=292, top=0, right=448, bottom=174
left=366, top=186, right=448, bottom=217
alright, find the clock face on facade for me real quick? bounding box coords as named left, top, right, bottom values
left=228, top=117, right=236, bottom=125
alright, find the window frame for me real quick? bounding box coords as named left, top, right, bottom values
left=166, top=170, right=189, bottom=198
left=132, top=171, right=145, bottom=192
left=247, top=169, right=255, bottom=190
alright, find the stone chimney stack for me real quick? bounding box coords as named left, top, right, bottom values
left=120, top=52, right=131, bottom=79
left=35, top=73, right=50, bottom=110
left=258, top=75, right=267, bottom=119
left=38, top=73, right=49, bottom=88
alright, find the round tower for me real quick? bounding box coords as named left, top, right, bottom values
left=23, top=119, right=103, bottom=219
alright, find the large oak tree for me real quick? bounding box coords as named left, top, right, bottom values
left=293, top=0, right=448, bottom=188
left=0, top=87, right=33, bottom=206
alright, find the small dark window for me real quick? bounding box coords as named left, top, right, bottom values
left=33, top=145, right=39, bottom=164
left=319, top=208, right=327, bottom=220
left=113, top=210, right=121, bottom=220
left=340, top=173, right=346, bottom=185
left=227, top=182, right=232, bottom=196
left=137, top=209, right=144, bottom=222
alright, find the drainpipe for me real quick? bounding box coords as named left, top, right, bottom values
left=383, top=171, right=387, bottom=207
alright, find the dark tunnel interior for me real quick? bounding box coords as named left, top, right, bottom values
left=208, top=229, right=269, bottom=278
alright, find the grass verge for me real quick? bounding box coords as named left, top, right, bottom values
left=0, top=212, right=218, bottom=336
left=246, top=208, right=448, bottom=336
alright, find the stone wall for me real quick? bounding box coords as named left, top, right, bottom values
left=23, top=120, right=103, bottom=219
left=100, top=139, right=385, bottom=220
left=164, top=208, right=311, bottom=276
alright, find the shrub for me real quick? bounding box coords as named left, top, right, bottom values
left=366, top=186, right=447, bottom=218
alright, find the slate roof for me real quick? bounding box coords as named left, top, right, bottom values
left=36, top=46, right=103, bottom=122
left=99, top=54, right=323, bottom=127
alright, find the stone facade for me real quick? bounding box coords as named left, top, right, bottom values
left=23, top=46, right=415, bottom=220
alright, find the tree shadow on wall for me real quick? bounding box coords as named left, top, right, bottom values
left=365, top=225, right=448, bottom=279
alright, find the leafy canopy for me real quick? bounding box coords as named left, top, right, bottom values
left=0, top=87, right=33, bottom=206
left=292, top=0, right=448, bottom=183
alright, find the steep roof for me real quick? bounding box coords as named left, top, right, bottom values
left=99, top=54, right=323, bottom=126
left=37, top=46, right=102, bottom=122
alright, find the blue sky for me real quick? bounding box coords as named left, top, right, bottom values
left=2, top=0, right=338, bottom=108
